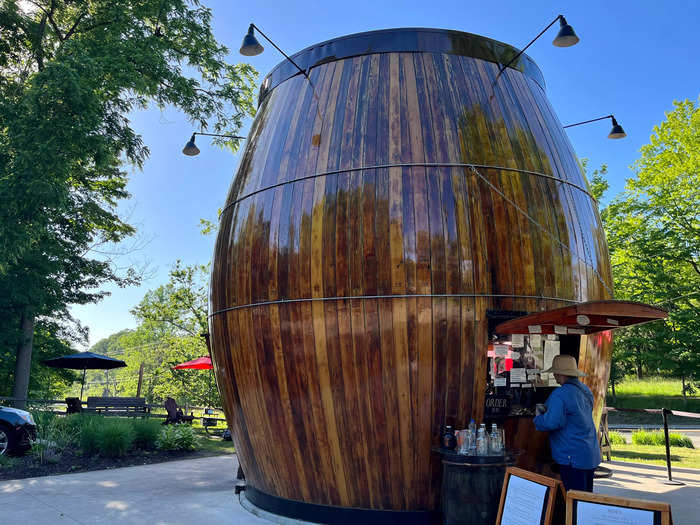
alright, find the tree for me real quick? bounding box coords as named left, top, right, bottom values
left=107, top=261, right=214, bottom=405
left=603, top=99, right=700, bottom=389
left=0, top=1, right=256, bottom=407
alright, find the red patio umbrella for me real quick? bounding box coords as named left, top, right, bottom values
left=173, top=356, right=214, bottom=406
left=173, top=356, right=212, bottom=370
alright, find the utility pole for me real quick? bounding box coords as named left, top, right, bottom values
left=136, top=362, right=144, bottom=397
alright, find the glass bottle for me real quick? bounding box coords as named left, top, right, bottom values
left=476, top=423, right=488, bottom=456
left=489, top=423, right=502, bottom=455
left=468, top=419, right=477, bottom=455
left=442, top=425, right=457, bottom=450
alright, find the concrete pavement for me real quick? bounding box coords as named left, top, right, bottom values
left=2, top=455, right=699, bottom=524
left=596, top=460, right=700, bottom=522
left=0, top=455, right=268, bottom=525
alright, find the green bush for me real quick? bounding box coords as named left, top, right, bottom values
left=609, top=431, right=627, bottom=445
left=97, top=419, right=135, bottom=457
left=632, top=429, right=694, bottom=448
left=132, top=419, right=162, bottom=450
left=31, top=410, right=81, bottom=462
left=80, top=417, right=105, bottom=454
left=157, top=424, right=197, bottom=451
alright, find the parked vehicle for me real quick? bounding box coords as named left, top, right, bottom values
left=0, top=406, right=36, bottom=455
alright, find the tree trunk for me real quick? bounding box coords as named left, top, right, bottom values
left=611, top=380, right=616, bottom=401
left=12, top=309, right=35, bottom=410
left=682, top=376, right=687, bottom=400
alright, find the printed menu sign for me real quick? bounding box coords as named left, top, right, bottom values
left=576, top=501, right=654, bottom=525
left=500, top=474, right=548, bottom=525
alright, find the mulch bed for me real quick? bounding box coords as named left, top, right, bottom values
left=0, top=448, right=222, bottom=481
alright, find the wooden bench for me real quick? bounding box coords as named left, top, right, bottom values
left=85, top=396, right=150, bottom=417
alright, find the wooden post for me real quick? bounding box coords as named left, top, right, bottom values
left=136, top=362, right=144, bottom=397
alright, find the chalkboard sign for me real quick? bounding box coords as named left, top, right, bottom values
left=485, top=394, right=511, bottom=417
left=496, top=467, right=563, bottom=525
left=565, top=490, right=672, bottom=525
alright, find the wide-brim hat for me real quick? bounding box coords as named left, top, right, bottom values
left=542, top=354, right=586, bottom=377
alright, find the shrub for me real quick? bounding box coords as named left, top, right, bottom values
left=157, top=424, right=197, bottom=451
left=80, top=417, right=105, bottom=455
left=31, top=410, right=80, bottom=463
left=97, top=419, right=135, bottom=457
left=632, top=429, right=694, bottom=448
left=132, top=419, right=162, bottom=450
left=609, top=431, right=627, bottom=445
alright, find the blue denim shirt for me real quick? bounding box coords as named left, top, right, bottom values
left=533, top=378, right=601, bottom=469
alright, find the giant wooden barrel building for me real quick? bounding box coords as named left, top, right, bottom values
left=209, top=28, right=659, bottom=523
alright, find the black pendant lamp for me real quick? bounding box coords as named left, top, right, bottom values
left=608, top=116, right=627, bottom=139
left=182, top=134, right=200, bottom=156
left=240, top=24, right=264, bottom=56
left=552, top=16, right=580, bottom=47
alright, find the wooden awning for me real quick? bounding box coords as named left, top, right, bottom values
left=493, top=300, right=668, bottom=335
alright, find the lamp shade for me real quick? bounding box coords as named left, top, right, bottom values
left=552, top=16, right=579, bottom=47
left=182, top=134, right=200, bottom=156
left=240, top=25, right=264, bottom=56
left=608, top=117, right=627, bottom=139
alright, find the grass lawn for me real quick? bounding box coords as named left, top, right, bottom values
left=605, top=377, right=700, bottom=426
left=611, top=378, right=686, bottom=397
left=611, top=443, right=700, bottom=469
left=196, top=431, right=235, bottom=455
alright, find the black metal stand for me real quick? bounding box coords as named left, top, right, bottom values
left=662, top=408, right=684, bottom=485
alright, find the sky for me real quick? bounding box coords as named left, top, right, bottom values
left=69, top=0, right=700, bottom=348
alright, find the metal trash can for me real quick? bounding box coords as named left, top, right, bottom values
left=434, top=448, right=516, bottom=524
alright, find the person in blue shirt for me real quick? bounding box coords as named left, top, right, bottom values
left=534, top=354, right=600, bottom=492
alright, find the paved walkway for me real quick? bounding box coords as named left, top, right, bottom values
left=2, top=455, right=698, bottom=523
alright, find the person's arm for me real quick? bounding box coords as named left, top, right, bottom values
left=534, top=394, right=566, bottom=431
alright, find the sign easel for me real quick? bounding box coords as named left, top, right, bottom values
left=566, top=490, right=672, bottom=525
left=496, top=466, right=564, bottom=525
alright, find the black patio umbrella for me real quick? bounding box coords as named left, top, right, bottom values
left=42, top=352, right=127, bottom=400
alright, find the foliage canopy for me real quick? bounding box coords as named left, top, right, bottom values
left=0, top=0, right=256, bottom=402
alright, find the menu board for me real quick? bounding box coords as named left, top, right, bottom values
left=501, top=474, right=548, bottom=525
left=576, top=501, right=654, bottom=525
left=566, top=490, right=671, bottom=525
left=496, top=467, right=562, bottom=525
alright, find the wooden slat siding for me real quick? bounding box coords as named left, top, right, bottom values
left=210, top=42, right=615, bottom=512
left=349, top=298, right=378, bottom=507
left=248, top=82, right=289, bottom=197
left=364, top=297, right=393, bottom=508
left=477, top=61, right=524, bottom=311
left=495, top=66, right=543, bottom=308
left=301, top=300, right=337, bottom=503
left=402, top=56, right=423, bottom=501
left=411, top=55, right=435, bottom=508
left=255, top=304, right=301, bottom=493
left=236, top=307, right=278, bottom=495
left=524, top=79, right=591, bottom=299
left=467, top=59, right=513, bottom=304
left=527, top=83, right=583, bottom=303
left=279, top=301, right=320, bottom=501
left=390, top=55, right=414, bottom=504
left=495, top=69, right=538, bottom=310
left=505, top=72, right=551, bottom=304
left=509, top=73, right=561, bottom=302
left=472, top=297, right=489, bottom=425
left=271, top=303, right=311, bottom=499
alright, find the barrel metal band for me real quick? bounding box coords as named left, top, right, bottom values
left=218, top=162, right=595, bottom=219
left=209, top=293, right=580, bottom=318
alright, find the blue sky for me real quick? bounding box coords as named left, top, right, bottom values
left=70, top=0, right=700, bottom=348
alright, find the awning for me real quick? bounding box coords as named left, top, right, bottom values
left=493, top=300, right=668, bottom=335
